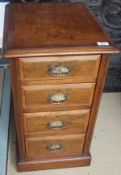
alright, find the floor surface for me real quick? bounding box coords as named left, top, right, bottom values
left=7, top=93, right=121, bottom=175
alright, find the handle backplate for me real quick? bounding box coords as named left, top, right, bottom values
left=47, top=144, right=64, bottom=152
left=48, top=121, right=65, bottom=129
left=48, top=63, right=72, bottom=77
left=48, top=92, right=68, bottom=104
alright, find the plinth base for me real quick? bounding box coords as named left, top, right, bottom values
left=17, top=154, right=91, bottom=172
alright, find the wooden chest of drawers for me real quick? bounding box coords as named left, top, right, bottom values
left=3, top=3, right=119, bottom=172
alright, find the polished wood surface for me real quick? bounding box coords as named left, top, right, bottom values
left=23, top=110, right=90, bottom=137
left=17, top=154, right=91, bottom=172
left=3, top=3, right=119, bottom=172
left=3, top=3, right=118, bottom=58
left=17, top=55, right=100, bottom=83
left=21, top=83, right=95, bottom=112
left=83, top=55, right=111, bottom=154
left=25, top=134, right=85, bottom=159
left=10, top=60, right=26, bottom=159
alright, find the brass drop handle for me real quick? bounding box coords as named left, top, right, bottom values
left=48, top=92, right=68, bottom=104
left=48, top=63, right=72, bottom=76
left=48, top=121, right=65, bottom=129
left=47, top=144, right=64, bottom=152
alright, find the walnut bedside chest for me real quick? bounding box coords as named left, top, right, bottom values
left=3, top=3, right=119, bottom=172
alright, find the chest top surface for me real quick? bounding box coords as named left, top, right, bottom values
left=3, top=3, right=119, bottom=57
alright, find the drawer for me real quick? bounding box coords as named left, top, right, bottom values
left=21, top=83, right=95, bottom=112
left=17, top=55, right=101, bottom=84
left=23, top=110, right=90, bottom=136
left=25, top=134, right=85, bottom=159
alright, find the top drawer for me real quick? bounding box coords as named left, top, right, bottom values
left=17, top=55, right=101, bottom=84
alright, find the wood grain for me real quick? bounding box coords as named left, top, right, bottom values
left=25, top=134, right=85, bottom=159
left=83, top=55, right=111, bottom=154
left=21, top=83, right=95, bottom=112
left=23, top=109, right=90, bottom=137
left=3, top=3, right=119, bottom=58
left=17, top=55, right=100, bottom=83
left=3, top=3, right=119, bottom=172
left=17, top=154, right=91, bottom=172
left=10, top=60, right=26, bottom=159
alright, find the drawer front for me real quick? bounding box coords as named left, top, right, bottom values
left=25, top=134, right=85, bottom=159
left=21, top=83, right=95, bottom=112
left=23, top=110, right=90, bottom=136
left=17, top=55, right=100, bottom=84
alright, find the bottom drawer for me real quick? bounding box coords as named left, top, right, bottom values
left=25, top=134, right=85, bottom=159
